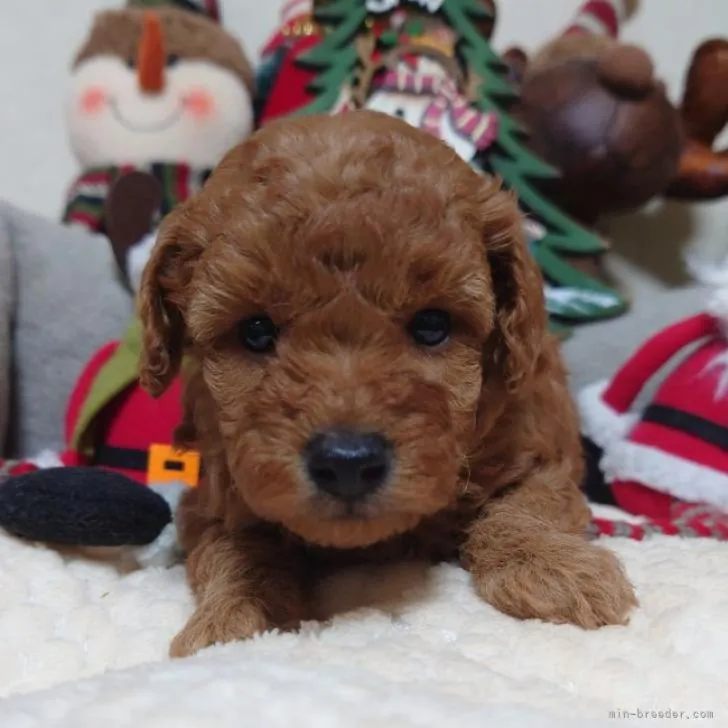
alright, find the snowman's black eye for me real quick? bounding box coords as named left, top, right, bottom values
left=126, top=56, right=136, bottom=69
left=167, top=54, right=180, bottom=67
left=394, top=108, right=406, bottom=118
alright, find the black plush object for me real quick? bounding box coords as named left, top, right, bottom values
left=0, top=468, right=171, bottom=546
left=581, top=436, right=618, bottom=506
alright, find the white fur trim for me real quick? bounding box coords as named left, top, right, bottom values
left=132, top=481, right=185, bottom=568
left=706, top=288, right=728, bottom=325
left=133, top=523, right=183, bottom=568
left=147, top=480, right=186, bottom=513
left=572, top=14, right=611, bottom=36
left=684, top=248, right=728, bottom=288
left=578, top=380, right=638, bottom=449
left=590, top=503, right=648, bottom=524
left=128, top=232, right=157, bottom=295
left=28, top=450, right=64, bottom=469
left=683, top=249, right=728, bottom=336
left=366, top=0, right=443, bottom=12
left=569, top=0, right=627, bottom=37
left=601, top=440, right=728, bottom=510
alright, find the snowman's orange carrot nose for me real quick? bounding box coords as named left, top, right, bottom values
left=138, top=12, right=166, bottom=94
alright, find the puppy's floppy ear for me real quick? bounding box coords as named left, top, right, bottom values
left=481, top=184, right=547, bottom=394
left=137, top=207, right=203, bottom=397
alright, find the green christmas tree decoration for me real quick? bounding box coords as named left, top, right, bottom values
left=297, top=0, right=629, bottom=331
left=295, top=0, right=370, bottom=114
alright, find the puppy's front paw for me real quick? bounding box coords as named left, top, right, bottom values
left=473, top=533, right=637, bottom=629
left=170, top=601, right=270, bottom=658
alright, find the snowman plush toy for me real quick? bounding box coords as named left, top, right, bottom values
left=63, top=0, right=254, bottom=291
left=0, top=0, right=254, bottom=566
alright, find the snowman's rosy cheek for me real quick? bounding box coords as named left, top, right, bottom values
left=182, top=89, right=215, bottom=120
left=79, top=87, right=107, bottom=116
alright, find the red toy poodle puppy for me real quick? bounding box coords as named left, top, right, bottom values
left=137, top=110, right=637, bottom=658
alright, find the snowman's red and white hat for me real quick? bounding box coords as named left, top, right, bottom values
left=579, top=301, right=728, bottom=511
left=563, top=0, right=628, bottom=38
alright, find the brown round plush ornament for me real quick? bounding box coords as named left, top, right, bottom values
left=506, top=0, right=683, bottom=225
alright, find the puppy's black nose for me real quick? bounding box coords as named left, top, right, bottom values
left=304, top=430, right=392, bottom=502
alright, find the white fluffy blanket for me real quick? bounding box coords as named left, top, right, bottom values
left=1, top=508, right=727, bottom=727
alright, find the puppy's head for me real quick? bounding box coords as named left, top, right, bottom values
left=138, top=111, right=547, bottom=548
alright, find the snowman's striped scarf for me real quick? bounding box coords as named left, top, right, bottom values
left=374, top=65, right=498, bottom=152
left=63, top=163, right=211, bottom=235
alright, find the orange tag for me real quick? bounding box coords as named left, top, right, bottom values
left=147, top=444, right=201, bottom=488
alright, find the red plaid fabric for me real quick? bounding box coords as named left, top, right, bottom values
left=589, top=501, right=728, bottom=541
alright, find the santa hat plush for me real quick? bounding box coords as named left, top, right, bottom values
left=563, top=0, right=628, bottom=37
left=127, top=0, right=221, bottom=23
left=579, top=307, right=728, bottom=513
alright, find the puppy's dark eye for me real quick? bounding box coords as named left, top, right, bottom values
left=408, top=309, right=451, bottom=347
left=238, top=315, right=278, bottom=353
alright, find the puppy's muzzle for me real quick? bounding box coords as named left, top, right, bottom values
left=304, top=429, right=392, bottom=503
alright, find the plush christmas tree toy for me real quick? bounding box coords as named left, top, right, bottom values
left=579, top=288, right=728, bottom=540
left=256, top=1, right=496, bottom=127
left=503, top=0, right=683, bottom=227
left=256, top=0, right=629, bottom=336
left=62, top=0, right=254, bottom=283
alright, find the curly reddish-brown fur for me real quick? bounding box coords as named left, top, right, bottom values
left=137, top=111, right=637, bottom=658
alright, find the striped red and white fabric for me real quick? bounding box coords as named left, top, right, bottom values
left=373, top=66, right=498, bottom=152
left=563, top=0, right=627, bottom=38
